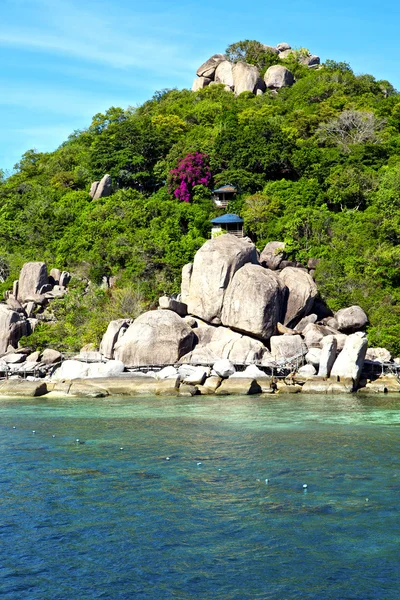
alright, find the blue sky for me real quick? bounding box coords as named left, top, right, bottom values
left=1, top=0, right=400, bottom=174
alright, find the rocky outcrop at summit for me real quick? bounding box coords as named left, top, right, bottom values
left=232, top=62, right=260, bottom=95
left=214, top=61, right=234, bottom=88
left=196, top=54, right=227, bottom=78
left=192, top=76, right=212, bottom=91
left=192, top=41, right=320, bottom=96
left=264, top=65, right=295, bottom=89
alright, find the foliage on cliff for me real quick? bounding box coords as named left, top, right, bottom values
left=1, top=49, right=400, bottom=353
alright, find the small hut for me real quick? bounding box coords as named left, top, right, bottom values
left=212, top=184, right=237, bottom=208
left=211, top=214, right=244, bottom=238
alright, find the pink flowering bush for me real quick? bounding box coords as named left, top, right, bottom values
left=168, top=152, right=212, bottom=202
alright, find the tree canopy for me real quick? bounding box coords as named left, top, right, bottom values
left=1, top=46, right=400, bottom=353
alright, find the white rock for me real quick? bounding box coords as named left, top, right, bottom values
left=230, top=364, right=268, bottom=378
left=305, top=348, right=322, bottom=367
left=330, top=333, right=368, bottom=385
left=213, top=359, right=236, bottom=378
left=178, top=365, right=210, bottom=383
left=51, top=360, right=89, bottom=381
left=3, top=353, right=26, bottom=364
left=87, top=360, right=125, bottom=378
left=318, top=335, right=337, bottom=378
left=156, top=366, right=178, bottom=380
left=297, top=364, right=317, bottom=377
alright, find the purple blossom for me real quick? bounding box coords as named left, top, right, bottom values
left=168, top=152, right=212, bottom=202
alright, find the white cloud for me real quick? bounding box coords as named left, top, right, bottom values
left=0, top=0, right=197, bottom=74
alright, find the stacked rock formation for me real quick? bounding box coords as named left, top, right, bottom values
left=1, top=238, right=398, bottom=398
left=94, top=234, right=400, bottom=394
left=192, top=43, right=320, bottom=95
left=0, top=262, right=70, bottom=375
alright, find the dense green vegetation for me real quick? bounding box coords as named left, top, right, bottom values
left=1, top=46, right=400, bottom=353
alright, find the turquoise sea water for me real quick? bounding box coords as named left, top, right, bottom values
left=0, top=394, right=399, bottom=599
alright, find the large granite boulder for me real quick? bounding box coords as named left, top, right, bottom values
left=330, top=333, right=368, bottom=386
left=335, top=306, right=368, bottom=332
left=221, top=264, right=284, bottom=340
left=87, top=360, right=125, bottom=378
left=213, top=359, right=235, bottom=378
left=52, top=360, right=90, bottom=381
left=232, top=62, right=260, bottom=95
left=214, top=60, right=234, bottom=88
left=270, top=334, right=307, bottom=363
left=192, top=76, right=212, bottom=91
left=114, top=310, right=195, bottom=368
left=0, top=305, right=24, bottom=354
left=278, top=267, right=318, bottom=327
left=100, top=319, right=131, bottom=359
left=180, top=324, right=266, bottom=364
left=318, top=335, right=337, bottom=378
left=92, top=174, right=112, bottom=200
left=41, top=348, right=62, bottom=365
left=196, top=54, right=227, bottom=78
left=264, top=65, right=294, bottom=89
left=187, top=235, right=257, bottom=324
left=180, top=263, right=193, bottom=304
left=17, top=262, right=48, bottom=303
left=0, top=380, right=48, bottom=397
left=259, top=241, right=285, bottom=270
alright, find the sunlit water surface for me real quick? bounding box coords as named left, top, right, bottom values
left=0, top=394, right=399, bottom=599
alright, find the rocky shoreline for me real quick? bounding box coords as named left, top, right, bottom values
left=0, top=234, right=399, bottom=399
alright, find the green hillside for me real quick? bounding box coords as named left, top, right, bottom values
left=1, top=45, right=399, bottom=353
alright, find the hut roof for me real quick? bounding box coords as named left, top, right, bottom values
left=211, top=213, right=244, bottom=225
left=212, top=184, right=237, bottom=194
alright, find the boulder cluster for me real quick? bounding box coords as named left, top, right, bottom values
left=0, top=236, right=399, bottom=398
left=0, top=262, right=70, bottom=376
left=192, top=43, right=320, bottom=95
left=97, top=235, right=399, bottom=395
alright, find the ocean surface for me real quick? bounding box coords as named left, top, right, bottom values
left=0, top=393, right=399, bottom=600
